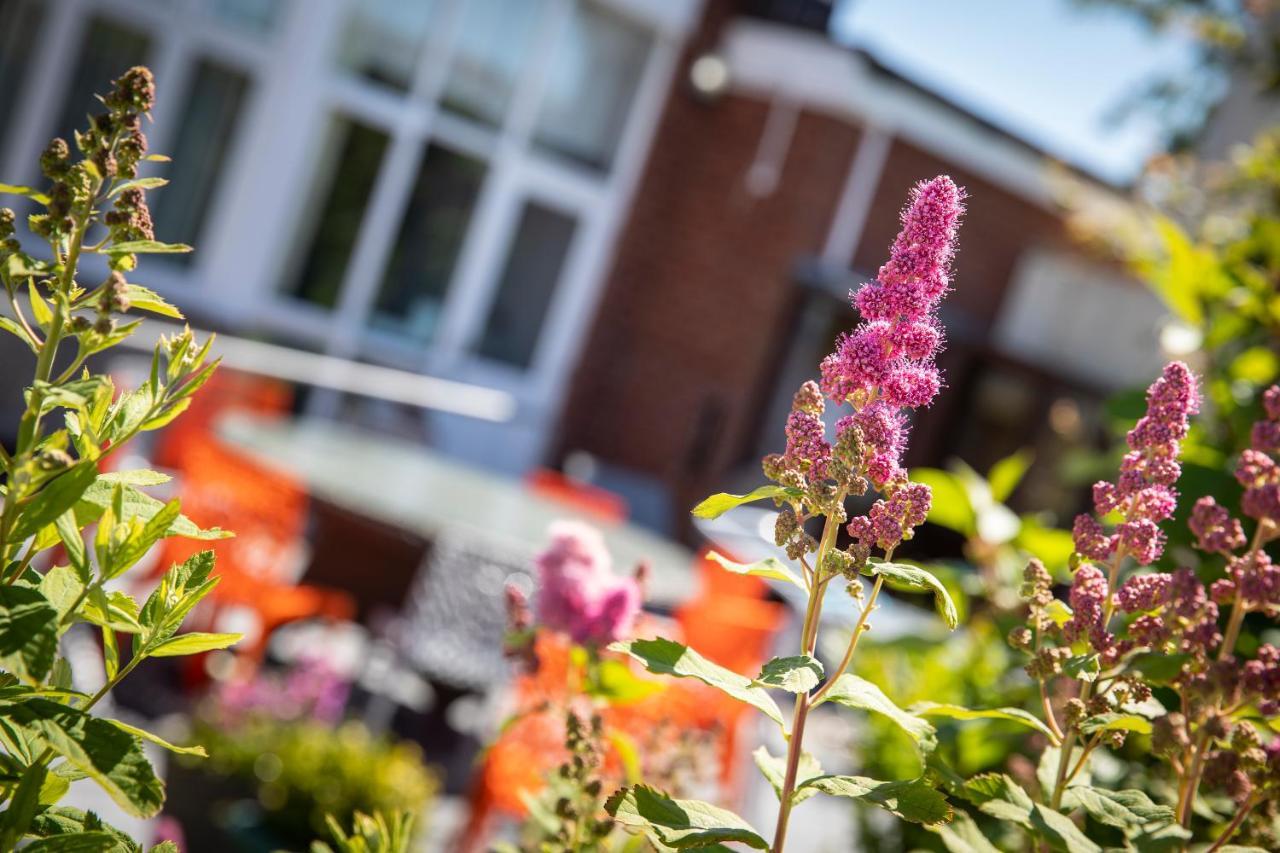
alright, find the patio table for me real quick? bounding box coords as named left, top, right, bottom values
left=217, top=413, right=697, bottom=607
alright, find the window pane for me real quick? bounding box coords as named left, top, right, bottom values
left=533, top=2, right=651, bottom=171
left=204, top=0, right=283, bottom=34
left=0, top=0, right=44, bottom=158
left=475, top=202, right=576, bottom=368
left=53, top=18, right=151, bottom=146
left=284, top=118, right=389, bottom=309
left=370, top=144, right=486, bottom=342
left=337, top=0, right=437, bottom=90
left=152, top=59, right=249, bottom=258
left=439, top=0, right=543, bottom=126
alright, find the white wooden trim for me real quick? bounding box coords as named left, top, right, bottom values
left=822, top=122, right=892, bottom=265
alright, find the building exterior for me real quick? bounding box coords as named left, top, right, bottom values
left=0, top=0, right=1172, bottom=533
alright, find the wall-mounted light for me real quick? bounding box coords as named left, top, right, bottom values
left=689, top=52, right=731, bottom=101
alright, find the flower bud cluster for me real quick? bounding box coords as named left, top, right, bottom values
left=1072, top=362, right=1200, bottom=566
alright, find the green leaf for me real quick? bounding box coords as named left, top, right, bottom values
left=604, top=785, right=769, bottom=849
left=988, top=450, right=1033, bottom=504
left=101, top=240, right=191, bottom=255
left=797, top=775, right=953, bottom=825
left=107, top=177, right=169, bottom=197
left=1061, top=785, right=1173, bottom=830
left=0, top=183, right=51, bottom=204
left=1045, top=599, right=1073, bottom=627
left=690, top=485, right=802, bottom=519
left=0, top=761, right=47, bottom=849
left=0, top=700, right=164, bottom=818
left=911, top=702, right=1058, bottom=742
left=12, top=463, right=98, bottom=541
left=96, top=470, right=171, bottom=487
left=706, top=550, right=804, bottom=590
left=754, top=655, right=823, bottom=694
left=103, top=499, right=182, bottom=580
left=1078, top=713, right=1152, bottom=735
left=929, top=809, right=1000, bottom=853
left=610, top=638, right=784, bottom=727
left=583, top=658, right=663, bottom=703
left=0, top=316, right=39, bottom=353
left=1063, top=654, right=1099, bottom=682
left=1037, top=746, right=1090, bottom=795
left=103, top=718, right=207, bottom=757
left=121, top=285, right=183, bottom=320
left=815, top=673, right=937, bottom=754
left=911, top=468, right=976, bottom=536
left=38, top=565, right=85, bottom=624
left=0, top=586, right=59, bottom=683
left=961, top=773, right=1033, bottom=828
left=1128, top=652, right=1190, bottom=684
left=75, top=479, right=230, bottom=541
left=53, top=512, right=90, bottom=584
left=29, top=807, right=139, bottom=852
left=1014, top=517, right=1075, bottom=569
left=1029, top=803, right=1101, bottom=853
left=24, top=832, right=120, bottom=852
left=752, top=745, right=822, bottom=804
left=79, top=590, right=142, bottom=635
left=145, top=631, right=241, bottom=657
left=864, top=561, right=959, bottom=630
left=139, top=551, right=220, bottom=650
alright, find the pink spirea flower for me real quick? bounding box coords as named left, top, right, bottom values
left=1189, top=496, right=1246, bottom=554
left=1116, top=572, right=1173, bottom=613
left=1073, top=362, right=1200, bottom=566
left=535, top=521, right=641, bottom=647
left=1065, top=564, right=1113, bottom=653
left=820, top=175, right=963, bottom=419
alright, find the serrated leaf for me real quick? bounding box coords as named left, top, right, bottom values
left=815, top=673, right=936, bottom=754
left=706, top=550, right=803, bottom=590
left=863, top=561, right=958, bottom=629
left=0, top=587, right=59, bottom=683
left=961, top=773, right=1033, bottom=828
left=929, top=808, right=1000, bottom=853
left=754, top=655, right=823, bottom=693
left=75, top=479, right=229, bottom=541
left=121, top=285, right=183, bottom=319
left=0, top=700, right=164, bottom=817
left=1029, top=803, right=1101, bottom=852
left=79, top=590, right=142, bottom=634
left=103, top=718, right=207, bottom=757
left=610, top=638, right=784, bottom=727
left=145, top=631, right=240, bottom=657
left=28, top=807, right=140, bottom=852
left=0, top=761, right=47, bottom=849
left=752, top=745, right=822, bottom=804
left=1061, top=785, right=1173, bottom=830
left=604, top=785, right=768, bottom=849
left=101, top=240, right=191, bottom=255
left=38, top=565, right=85, bottom=624
left=24, top=832, right=119, bottom=852
left=797, top=775, right=953, bottom=825
left=690, top=485, right=802, bottom=519
left=911, top=702, right=1059, bottom=743
left=1079, top=713, right=1151, bottom=735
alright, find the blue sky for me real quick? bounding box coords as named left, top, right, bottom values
left=830, top=0, right=1204, bottom=184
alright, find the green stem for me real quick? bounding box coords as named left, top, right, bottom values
left=1206, top=795, right=1256, bottom=853
left=811, top=575, right=883, bottom=706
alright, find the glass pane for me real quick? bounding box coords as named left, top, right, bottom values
left=439, top=0, right=543, bottom=126
left=475, top=202, right=576, bottom=368
left=0, top=0, right=44, bottom=157
left=370, top=144, right=486, bottom=342
left=205, top=0, right=283, bottom=34
left=53, top=18, right=152, bottom=146
left=337, top=0, right=437, bottom=91
left=533, top=2, right=651, bottom=171
left=152, top=59, right=249, bottom=259
left=284, top=118, right=389, bottom=309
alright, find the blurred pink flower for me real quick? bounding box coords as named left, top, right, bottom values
left=535, top=521, right=641, bottom=647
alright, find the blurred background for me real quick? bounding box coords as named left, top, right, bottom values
left=0, top=0, right=1275, bottom=850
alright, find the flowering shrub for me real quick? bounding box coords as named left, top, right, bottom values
left=0, top=67, right=240, bottom=848
left=602, top=176, right=965, bottom=851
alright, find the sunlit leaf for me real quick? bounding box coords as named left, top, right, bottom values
left=706, top=550, right=803, bottom=590
left=815, top=673, right=936, bottom=754
left=752, top=745, right=822, bottom=804
left=863, top=561, right=959, bottom=630
left=605, top=785, right=768, bottom=849
left=690, top=485, right=803, bottom=519
left=797, top=775, right=953, bottom=825
left=911, top=702, right=1058, bottom=743
left=754, top=655, right=823, bottom=694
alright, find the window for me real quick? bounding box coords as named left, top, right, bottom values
left=474, top=201, right=577, bottom=368
left=205, top=0, right=283, bottom=34
left=371, top=144, right=487, bottom=342
left=0, top=0, right=44, bottom=158
left=533, top=2, right=651, bottom=171
left=337, top=0, right=437, bottom=91
left=285, top=118, right=390, bottom=308
left=439, top=0, right=544, bottom=127
left=53, top=17, right=152, bottom=146
left=152, top=59, right=250, bottom=255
